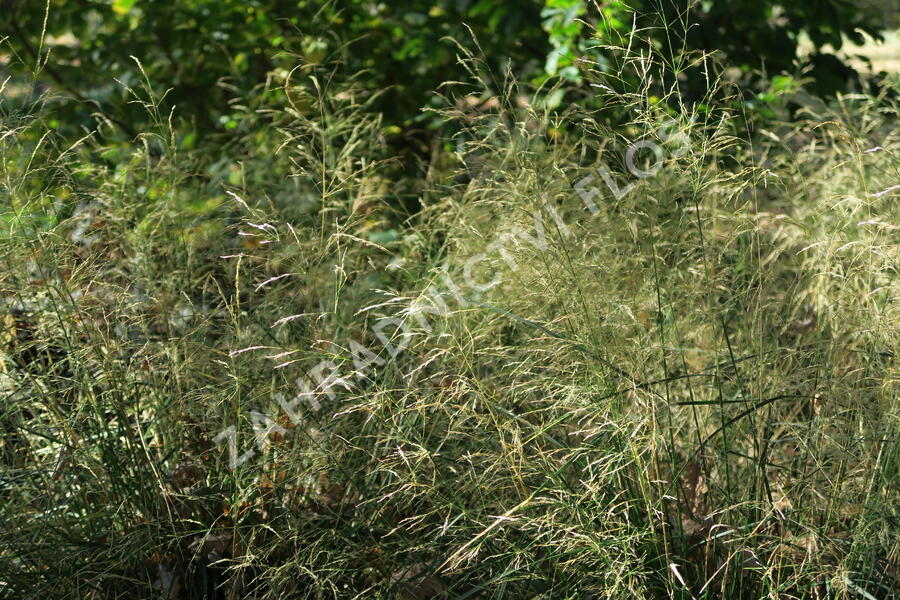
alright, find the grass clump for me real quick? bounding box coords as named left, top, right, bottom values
left=0, top=29, right=898, bottom=600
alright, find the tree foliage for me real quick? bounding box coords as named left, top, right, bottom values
left=1, top=0, right=890, bottom=138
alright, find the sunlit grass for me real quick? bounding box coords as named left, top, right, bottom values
left=0, top=32, right=897, bottom=600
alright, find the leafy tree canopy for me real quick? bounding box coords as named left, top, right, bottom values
left=1, top=0, right=891, bottom=139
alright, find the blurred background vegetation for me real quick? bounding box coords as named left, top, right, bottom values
left=3, top=0, right=898, bottom=140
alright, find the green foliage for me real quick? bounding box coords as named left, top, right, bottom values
left=2, top=0, right=549, bottom=137
left=2, top=0, right=891, bottom=142
left=541, top=0, right=588, bottom=82
left=0, top=5, right=898, bottom=598
left=649, top=0, right=885, bottom=97
left=545, top=0, right=887, bottom=100
left=1, top=32, right=898, bottom=596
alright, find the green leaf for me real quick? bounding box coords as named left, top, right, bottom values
left=112, top=0, right=137, bottom=16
